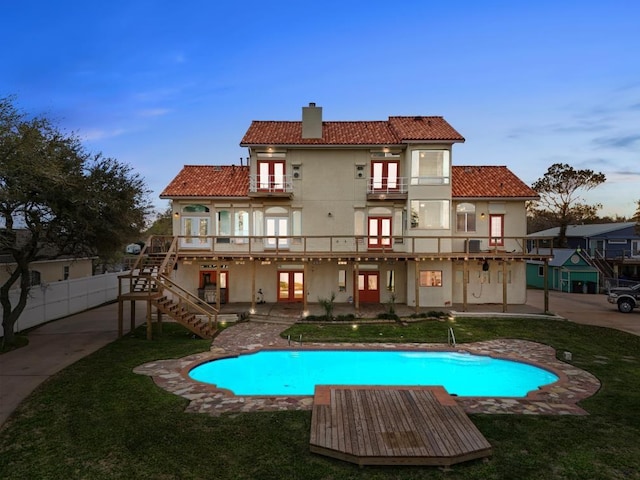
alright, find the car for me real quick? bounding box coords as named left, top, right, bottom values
left=607, top=283, right=640, bottom=313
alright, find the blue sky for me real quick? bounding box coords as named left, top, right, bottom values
left=2, top=0, right=639, bottom=217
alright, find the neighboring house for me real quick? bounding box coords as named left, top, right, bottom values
left=528, top=222, right=640, bottom=281
left=0, top=255, right=94, bottom=289
left=155, top=103, right=549, bottom=313
left=526, top=248, right=599, bottom=293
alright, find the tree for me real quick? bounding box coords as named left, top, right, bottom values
left=529, top=163, right=606, bottom=247
left=634, top=200, right=640, bottom=235
left=0, top=97, right=151, bottom=345
left=144, top=204, right=174, bottom=237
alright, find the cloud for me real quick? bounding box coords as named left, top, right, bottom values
left=79, top=128, right=128, bottom=141
left=137, top=108, right=171, bottom=118
left=592, top=134, right=640, bottom=149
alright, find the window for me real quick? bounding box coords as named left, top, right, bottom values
left=456, top=203, right=476, bottom=232
left=489, top=214, right=504, bottom=246
left=410, top=150, right=450, bottom=185
left=419, top=270, right=442, bottom=287
left=538, top=265, right=544, bottom=277
left=338, top=270, right=346, bottom=291
left=234, top=210, right=249, bottom=243
left=410, top=200, right=450, bottom=229
left=183, top=204, right=210, bottom=213
left=29, top=270, right=41, bottom=286
left=63, top=265, right=70, bottom=280
left=217, top=211, right=231, bottom=236
left=386, top=270, right=395, bottom=292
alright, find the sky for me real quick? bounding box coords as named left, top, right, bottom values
left=1, top=0, right=639, bottom=218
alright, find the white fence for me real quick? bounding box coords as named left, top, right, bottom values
left=1, top=272, right=125, bottom=336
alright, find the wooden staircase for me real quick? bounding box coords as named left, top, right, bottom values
left=119, top=235, right=219, bottom=339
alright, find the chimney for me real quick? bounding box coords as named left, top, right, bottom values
left=302, top=102, right=323, bottom=139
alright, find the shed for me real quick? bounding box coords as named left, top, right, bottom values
left=527, top=248, right=599, bottom=293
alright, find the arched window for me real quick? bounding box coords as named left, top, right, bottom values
left=456, top=203, right=476, bottom=232
left=182, top=204, right=210, bottom=213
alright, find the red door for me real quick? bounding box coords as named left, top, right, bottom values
left=357, top=272, right=380, bottom=303
left=368, top=217, right=392, bottom=250
left=278, top=271, right=304, bottom=302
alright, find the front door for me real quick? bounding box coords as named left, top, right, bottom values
left=278, top=271, right=304, bottom=302
left=357, top=271, right=380, bottom=303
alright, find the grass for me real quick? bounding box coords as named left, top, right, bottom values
left=0, top=318, right=639, bottom=479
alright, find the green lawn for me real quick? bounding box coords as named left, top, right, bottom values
left=0, top=318, right=639, bottom=479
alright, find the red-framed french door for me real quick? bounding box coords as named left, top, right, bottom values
left=278, top=271, right=304, bottom=302
left=368, top=217, right=392, bottom=250
left=257, top=160, right=286, bottom=192
left=356, top=271, right=380, bottom=303
left=371, top=160, right=400, bottom=192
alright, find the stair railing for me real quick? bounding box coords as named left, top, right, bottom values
left=157, top=274, right=219, bottom=333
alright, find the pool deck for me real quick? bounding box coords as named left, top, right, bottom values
left=134, top=322, right=601, bottom=417
left=310, top=385, right=493, bottom=466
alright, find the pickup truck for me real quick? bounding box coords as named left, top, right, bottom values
left=607, top=283, right=640, bottom=313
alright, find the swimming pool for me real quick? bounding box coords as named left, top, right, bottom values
left=188, top=349, right=559, bottom=397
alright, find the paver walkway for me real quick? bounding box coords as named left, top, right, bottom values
left=134, top=322, right=601, bottom=416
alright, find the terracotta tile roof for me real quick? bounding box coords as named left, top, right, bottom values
left=388, top=116, right=465, bottom=142
left=160, top=165, right=536, bottom=200
left=160, top=165, right=249, bottom=198
left=240, top=116, right=464, bottom=146
left=452, top=166, right=538, bottom=199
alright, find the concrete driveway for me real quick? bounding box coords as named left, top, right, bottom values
left=526, top=288, right=640, bottom=336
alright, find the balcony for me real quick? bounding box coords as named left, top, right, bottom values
left=165, top=234, right=554, bottom=261
left=249, top=175, right=293, bottom=198
left=366, top=177, right=408, bottom=200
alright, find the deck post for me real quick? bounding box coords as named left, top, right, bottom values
left=118, top=297, right=123, bottom=338
left=251, top=259, right=256, bottom=312
left=502, top=260, right=508, bottom=312
left=354, top=261, right=360, bottom=313
left=130, top=300, right=136, bottom=333
left=146, top=297, right=152, bottom=340
left=303, top=261, right=308, bottom=313
left=543, top=258, right=550, bottom=314
left=462, top=259, right=468, bottom=312
left=414, top=260, right=420, bottom=313
left=215, top=259, right=221, bottom=311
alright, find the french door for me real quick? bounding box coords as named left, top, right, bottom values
left=278, top=271, right=304, bottom=302
left=368, top=217, right=392, bottom=249
left=371, top=161, right=400, bottom=192
left=181, top=217, right=211, bottom=248
left=258, top=160, right=285, bottom=192
left=489, top=214, right=504, bottom=247
left=357, top=271, right=380, bottom=303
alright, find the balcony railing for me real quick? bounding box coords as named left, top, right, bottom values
left=366, top=177, right=408, bottom=200
left=166, top=234, right=554, bottom=259
left=249, top=175, right=293, bottom=197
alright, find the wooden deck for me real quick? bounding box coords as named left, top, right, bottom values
left=310, top=386, right=492, bottom=467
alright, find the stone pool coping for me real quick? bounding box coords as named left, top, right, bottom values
left=133, top=322, right=601, bottom=416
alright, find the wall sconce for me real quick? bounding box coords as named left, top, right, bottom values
left=480, top=213, right=486, bottom=219
left=174, top=212, right=180, bottom=218
left=327, top=212, right=333, bottom=217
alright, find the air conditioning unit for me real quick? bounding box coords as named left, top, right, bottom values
left=465, top=239, right=481, bottom=253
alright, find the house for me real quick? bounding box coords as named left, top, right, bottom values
left=152, top=103, right=549, bottom=316
left=0, top=230, right=94, bottom=288
left=526, top=248, right=599, bottom=293
left=528, top=222, right=640, bottom=281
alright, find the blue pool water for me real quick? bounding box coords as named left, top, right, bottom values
left=188, top=350, right=559, bottom=397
